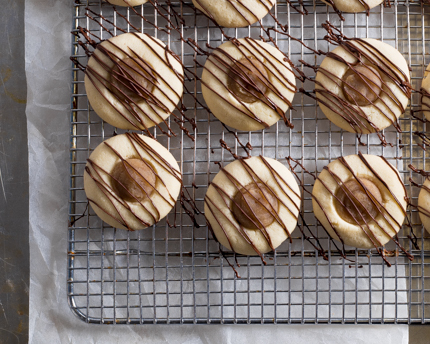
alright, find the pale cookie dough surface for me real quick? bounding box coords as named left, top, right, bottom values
left=84, top=133, right=181, bottom=231
left=192, top=0, right=275, bottom=28
left=312, top=154, right=407, bottom=249
left=84, top=32, right=184, bottom=131
left=315, top=38, right=410, bottom=134
left=106, top=0, right=148, bottom=6
left=421, top=64, right=430, bottom=121
left=322, top=0, right=383, bottom=13
left=201, top=38, right=296, bottom=132
left=418, top=178, right=430, bottom=234
left=204, top=156, right=301, bottom=256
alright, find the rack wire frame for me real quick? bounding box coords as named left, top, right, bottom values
left=68, top=0, right=430, bottom=324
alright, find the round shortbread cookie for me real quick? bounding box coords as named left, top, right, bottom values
left=201, top=38, right=296, bottom=132
left=84, top=32, right=184, bottom=131
left=322, top=0, right=383, bottom=14
left=192, top=0, right=275, bottom=28
left=315, top=38, right=410, bottom=134
left=312, top=153, right=407, bottom=249
left=106, top=0, right=148, bottom=6
left=204, top=156, right=301, bottom=256
left=84, top=133, right=182, bottom=231
left=418, top=178, right=430, bottom=234
left=421, top=64, right=430, bottom=121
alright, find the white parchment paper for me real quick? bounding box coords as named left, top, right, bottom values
left=25, top=0, right=409, bottom=342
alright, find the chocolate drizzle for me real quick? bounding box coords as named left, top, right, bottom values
left=85, top=132, right=182, bottom=231
left=312, top=152, right=412, bottom=266
left=299, top=22, right=412, bottom=143
left=204, top=156, right=301, bottom=262
left=413, top=131, right=430, bottom=151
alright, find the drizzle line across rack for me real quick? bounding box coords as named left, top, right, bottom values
left=69, top=0, right=430, bottom=324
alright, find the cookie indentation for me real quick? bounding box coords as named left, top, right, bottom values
left=342, top=65, right=382, bottom=107
left=109, top=57, right=156, bottom=102
left=232, top=182, right=278, bottom=229
left=227, top=57, right=268, bottom=104
left=111, top=158, right=156, bottom=202
left=335, top=178, right=382, bottom=225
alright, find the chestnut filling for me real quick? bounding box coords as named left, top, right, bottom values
left=227, top=57, right=269, bottom=104
left=342, top=65, right=382, bottom=107
left=111, top=158, right=156, bottom=202
left=334, top=178, right=383, bottom=225
left=109, top=57, right=155, bottom=102
left=232, top=182, right=278, bottom=229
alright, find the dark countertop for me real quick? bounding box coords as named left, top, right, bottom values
left=0, top=0, right=29, bottom=342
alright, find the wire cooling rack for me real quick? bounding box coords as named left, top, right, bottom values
left=68, top=0, right=430, bottom=324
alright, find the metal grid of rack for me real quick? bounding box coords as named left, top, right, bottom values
left=68, top=0, right=430, bottom=324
